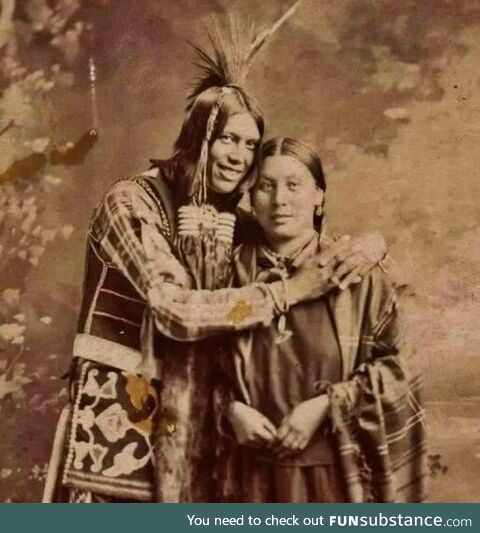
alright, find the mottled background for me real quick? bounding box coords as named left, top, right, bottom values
left=0, top=0, right=479, bottom=502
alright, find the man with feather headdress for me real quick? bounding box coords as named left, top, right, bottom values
left=43, top=1, right=388, bottom=503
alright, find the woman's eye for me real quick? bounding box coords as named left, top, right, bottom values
left=288, top=182, right=299, bottom=190
left=258, top=181, right=273, bottom=192
left=246, top=141, right=257, bottom=151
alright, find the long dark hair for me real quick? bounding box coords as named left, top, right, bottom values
left=258, top=137, right=326, bottom=229
left=172, top=87, right=265, bottom=204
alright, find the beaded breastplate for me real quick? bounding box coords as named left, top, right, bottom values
left=175, top=204, right=236, bottom=290
left=177, top=205, right=235, bottom=244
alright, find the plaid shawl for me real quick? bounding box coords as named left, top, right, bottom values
left=328, top=358, right=427, bottom=502
left=222, top=236, right=427, bottom=502
left=325, top=255, right=427, bottom=503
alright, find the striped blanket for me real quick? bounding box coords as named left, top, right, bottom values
left=328, top=356, right=427, bottom=502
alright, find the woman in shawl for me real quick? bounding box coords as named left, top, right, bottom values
left=220, top=137, right=427, bottom=503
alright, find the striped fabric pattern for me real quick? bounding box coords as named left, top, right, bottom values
left=89, top=178, right=278, bottom=343
left=328, top=343, right=427, bottom=503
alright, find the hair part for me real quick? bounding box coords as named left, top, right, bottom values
left=260, top=137, right=326, bottom=191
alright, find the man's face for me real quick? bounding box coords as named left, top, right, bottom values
left=207, top=112, right=261, bottom=195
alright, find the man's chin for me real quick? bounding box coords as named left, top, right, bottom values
left=209, top=178, right=239, bottom=195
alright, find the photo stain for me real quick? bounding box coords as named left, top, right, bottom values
left=50, top=130, right=98, bottom=166
left=0, top=153, right=47, bottom=183
left=428, top=454, right=449, bottom=478
left=157, top=407, right=178, bottom=438
left=0, top=130, right=98, bottom=183
left=227, top=300, right=253, bottom=324
left=0, top=119, right=15, bottom=137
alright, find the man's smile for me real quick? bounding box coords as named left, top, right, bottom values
left=217, top=163, right=243, bottom=180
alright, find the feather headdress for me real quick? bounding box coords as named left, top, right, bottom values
left=189, top=1, right=303, bottom=105
left=187, top=0, right=303, bottom=205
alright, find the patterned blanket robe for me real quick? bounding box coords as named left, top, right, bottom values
left=62, top=361, right=158, bottom=501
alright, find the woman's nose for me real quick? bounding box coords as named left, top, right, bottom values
left=273, top=186, right=288, bottom=206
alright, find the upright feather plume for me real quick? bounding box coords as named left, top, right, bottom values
left=187, top=0, right=304, bottom=205
left=188, top=0, right=303, bottom=105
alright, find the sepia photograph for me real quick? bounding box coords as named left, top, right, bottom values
left=0, top=0, right=479, bottom=504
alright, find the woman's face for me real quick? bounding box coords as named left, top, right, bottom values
left=207, top=112, right=260, bottom=195
left=252, top=154, right=324, bottom=243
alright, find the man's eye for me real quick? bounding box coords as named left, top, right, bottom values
left=221, top=135, right=233, bottom=143
left=246, top=141, right=258, bottom=151
left=288, top=182, right=299, bottom=190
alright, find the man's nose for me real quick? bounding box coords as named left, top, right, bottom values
left=226, top=144, right=242, bottom=165
left=227, top=142, right=251, bottom=166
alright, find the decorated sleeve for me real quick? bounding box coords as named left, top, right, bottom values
left=91, top=179, right=278, bottom=341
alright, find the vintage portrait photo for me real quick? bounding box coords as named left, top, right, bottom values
left=0, top=0, right=478, bottom=503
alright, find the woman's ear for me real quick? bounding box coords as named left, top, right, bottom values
left=239, top=164, right=260, bottom=194
left=248, top=190, right=256, bottom=217
left=314, top=189, right=324, bottom=216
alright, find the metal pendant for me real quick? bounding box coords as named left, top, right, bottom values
left=275, top=314, right=293, bottom=344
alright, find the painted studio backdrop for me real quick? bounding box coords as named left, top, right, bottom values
left=0, top=0, right=479, bottom=502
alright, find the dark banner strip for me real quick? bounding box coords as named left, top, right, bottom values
left=0, top=503, right=477, bottom=532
